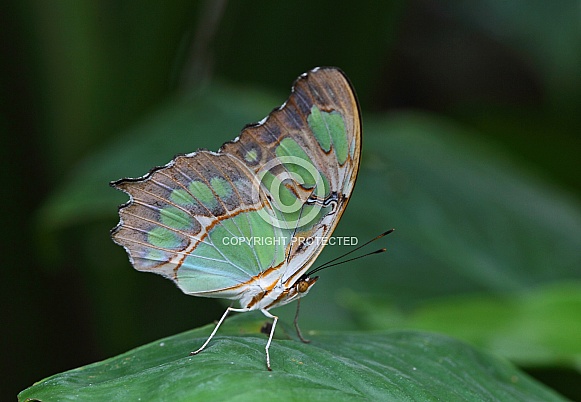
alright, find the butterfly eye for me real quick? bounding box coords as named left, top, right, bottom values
left=297, top=279, right=310, bottom=293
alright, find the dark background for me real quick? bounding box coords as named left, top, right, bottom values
left=3, top=0, right=580, bottom=399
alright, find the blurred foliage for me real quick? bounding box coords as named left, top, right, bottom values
left=3, top=0, right=581, bottom=400
left=20, top=314, right=568, bottom=402
left=347, top=282, right=581, bottom=367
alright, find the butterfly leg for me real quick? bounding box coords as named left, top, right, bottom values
left=293, top=296, right=310, bottom=343
left=260, top=309, right=278, bottom=371
left=190, top=306, right=248, bottom=356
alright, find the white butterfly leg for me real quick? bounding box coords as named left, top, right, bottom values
left=190, top=306, right=249, bottom=356
left=260, top=309, right=278, bottom=371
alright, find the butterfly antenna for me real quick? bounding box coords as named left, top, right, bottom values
left=305, top=229, right=394, bottom=277
left=307, top=248, right=387, bottom=275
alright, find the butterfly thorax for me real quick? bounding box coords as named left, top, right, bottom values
left=240, top=275, right=319, bottom=311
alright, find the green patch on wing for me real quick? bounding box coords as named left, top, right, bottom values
left=275, top=137, right=317, bottom=188
left=189, top=181, right=217, bottom=209
left=160, top=206, right=194, bottom=230
left=210, top=177, right=233, bottom=199
left=260, top=170, right=297, bottom=214
left=170, top=188, right=196, bottom=207
left=308, top=105, right=348, bottom=164
left=148, top=227, right=184, bottom=249
left=244, top=148, right=259, bottom=163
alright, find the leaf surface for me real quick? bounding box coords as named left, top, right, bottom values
left=19, top=314, right=566, bottom=402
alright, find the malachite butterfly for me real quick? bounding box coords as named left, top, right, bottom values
left=111, top=67, right=362, bottom=370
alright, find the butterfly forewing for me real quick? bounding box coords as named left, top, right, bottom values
left=223, top=67, right=361, bottom=285
left=111, top=67, right=361, bottom=303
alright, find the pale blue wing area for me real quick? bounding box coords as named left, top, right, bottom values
left=176, top=210, right=291, bottom=294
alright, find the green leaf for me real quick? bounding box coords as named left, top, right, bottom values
left=345, top=282, right=581, bottom=369
left=19, top=314, right=566, bottom=402
left=353, top=113, right=581, bottom=295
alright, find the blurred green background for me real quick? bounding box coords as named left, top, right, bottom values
left=3, top=0, right=581, bottom=399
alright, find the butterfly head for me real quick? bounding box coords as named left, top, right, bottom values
left=295, top=275, right=319, bottom=294
left=272, top=275, right=318, bottom=307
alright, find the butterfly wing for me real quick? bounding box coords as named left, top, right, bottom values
left=111, top=67, right=360, bottom=302
left=220, top=67, right=361, bottom=286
